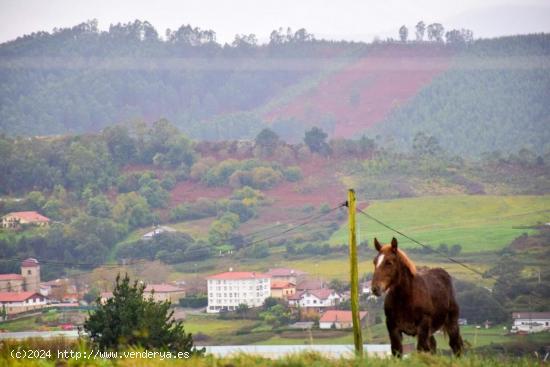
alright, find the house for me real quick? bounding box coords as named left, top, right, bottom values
left=142, top=226, right=176, bottom=240
left=1, top=211, right=50, bottom=229
left=270, top=281, right=296, bottom=299
left=206, top=271, right=271, bottom=313
left=288, top=288, right=343, bottom=312
left=39, top=278, right=77, bottom=301
left=511, top=312, right=550, bottom=333
left=265, top=268, right=306, bottom=285
left=99, top=283, right=186, bottom=304
left=296, top=279, right=326, bottom=292
left=0, top=291, right=48, bottom=315
left=143, top=283, right=186, bottom=303
left=319, top=310, right=368, bottom=329
left=0, top=258, right=41, bottom=293
left=0, top=274, right=25, bottom=292
left=361, top=281, right=372, bottom=295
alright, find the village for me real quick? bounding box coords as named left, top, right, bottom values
left=0, top=211, right=548, bottom=337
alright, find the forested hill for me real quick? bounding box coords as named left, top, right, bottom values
left=374, top=34, right=550, bottom=156
left=1, top=20, right=549, bottom=156
left=0, top=20, right=360, bottom=137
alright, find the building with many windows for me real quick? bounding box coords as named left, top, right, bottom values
left=206, top=271, right=270, bottom=313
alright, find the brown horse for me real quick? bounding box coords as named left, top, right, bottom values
left=371, top=237, right=463, bottom=357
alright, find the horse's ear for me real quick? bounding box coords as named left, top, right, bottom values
left=391, top=237, right=398, bottom=252
left=374, top=238, right=382, bottom=252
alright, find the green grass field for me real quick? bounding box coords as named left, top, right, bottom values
left=329, top=195, right=550, bottom=253
left=253, top=324, right=548, bottom=350
left=183, top=314, right=257, bottom=336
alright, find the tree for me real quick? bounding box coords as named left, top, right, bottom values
left=208, top=212, right=240, bottom=245
left=84, top=274, right=203, bottom=354
left=304, top=127, right=331, bottom=156
left=427, top=23, right=445, bottom=42
left=415, top=21, right=426, bottom=41
left=255, top=128, right=279, bottom=156
left=112, top=192, right=153, bottom=229
left=399, top=25, right=408, bottom=42
left=412, top=132, right=442, bottom=157
left=445, top=29, right=473, bottom=45
left=449, top=244, right=462, bottom=257
left=87, top=195, right=112, bottom=218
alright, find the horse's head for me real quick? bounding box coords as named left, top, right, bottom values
left=371, top=237, right=415, bottom=296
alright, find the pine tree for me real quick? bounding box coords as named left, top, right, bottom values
left=84, top=274, right=203, bottom=354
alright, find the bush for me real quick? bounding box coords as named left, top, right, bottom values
left=179, top=296, right=208, bottom=308
left=283, top=166, right=302, bottom=182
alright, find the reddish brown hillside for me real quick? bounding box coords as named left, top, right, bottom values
left=264, top=44, right=453, bottom=137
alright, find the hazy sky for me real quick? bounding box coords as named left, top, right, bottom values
left=1, top=0, right=549, bottom=44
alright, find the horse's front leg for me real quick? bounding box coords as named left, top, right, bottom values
left=386, top=319, right=403, bottom=357
left=416, top=317, right=432, bottom=353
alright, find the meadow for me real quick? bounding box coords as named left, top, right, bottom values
left=329, top=195, right=550, bottom=252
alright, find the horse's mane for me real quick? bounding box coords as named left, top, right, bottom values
left=397, top=249, right=417, bottom=276
left=380, top=245, right=417, bottom=276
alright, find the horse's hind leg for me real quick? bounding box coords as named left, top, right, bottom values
left=445, top=305, right=464, bottom=356
left=447, top=323, right=463, bottom=356
left=429, top=335, right=437, bottom=354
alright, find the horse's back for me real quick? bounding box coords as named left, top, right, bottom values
left=419, top=267, right=458, bottom=313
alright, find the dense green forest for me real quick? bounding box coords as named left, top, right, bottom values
left=0, top=20, right=358, bottom=137
left=375, top=34, right=550, bottom=155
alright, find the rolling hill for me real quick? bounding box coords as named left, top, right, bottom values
left=1, top=22, right=549, bottom=156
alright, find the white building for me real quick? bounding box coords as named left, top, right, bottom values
left=206, top=271, right=271, bottom=313
left=287, top=288, right=343, bottom=311
left=0, top=291, right=48, bottom=315
left=511, top=312, right=550, bottom=333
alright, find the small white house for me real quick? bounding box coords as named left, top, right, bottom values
left=142, top=226, right=176, bottom=240
left=319, top=310, right=368, bottom=329
left=511, top=312, right=550, bottom=333
left=288, top=288, right=343, bottom=311
left=0, top=292, right=49, bottom=315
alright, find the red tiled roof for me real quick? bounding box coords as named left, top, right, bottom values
left=0, top=274, right=24, bottom=281
left=3, top=211, right=50, bottom=223
left=287, top=291, right=304, bottom=300
left=271, top=281, right=295, bottom=289
left=296, top=280, right=325, bottom=291
left=0, top=292, right=46, bottom=302
left=307, top=288, right=337, bottom=300
left=320, top=310, right=368, bottom=323
left=100, top=292, right=113, bottom=299
left=144, top=284, right=185, bottom=293
left=512, top=312, right=550, bottom=319
left=206, top=271, right=269, bottom=280
left=21, top=258, right=39, bottom=268
left=266, top=268, right=306, bottom=277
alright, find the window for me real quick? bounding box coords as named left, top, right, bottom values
left=27, top=270, right=32, bottom=275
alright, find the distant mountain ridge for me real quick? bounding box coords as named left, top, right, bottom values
left=1, top=21, right=549, bottom=156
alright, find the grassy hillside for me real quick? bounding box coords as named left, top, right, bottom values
left=329, top=195, right=550, bottom=252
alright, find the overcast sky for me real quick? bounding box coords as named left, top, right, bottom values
left=1, top=0, right=549, bottom=44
